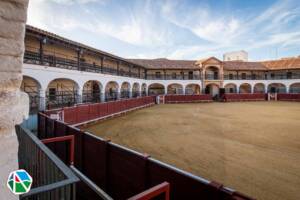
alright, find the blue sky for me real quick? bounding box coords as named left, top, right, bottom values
left=28, top=0, right=300, bottom=61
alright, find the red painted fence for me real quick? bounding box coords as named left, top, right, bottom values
left=46, top=96, right=156, bottom=125
left=164, top=94, right=212, bottom=103
left=38, top=113, right=255, bottom=200
left=223, top=93, right=266, bottom=102
left=277, top=93, right=300, bottom=101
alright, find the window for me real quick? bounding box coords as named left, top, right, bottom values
left=252, top=74, right=256, bottom=80
left=172, top=73, right=176, bottom=79
left=287, top=72, right=292, bottom=79
left=155, top=72, right=161, bottom=79
left=180, top=72, right=184, bottom=79
left=188, top=71, right=193, bottom=79
left=229, top=74, right=233, bottom=80
left=214, top=71, right=218, bottom=79
left=229, top=88, right=234, bottom=93
left=270, top=73, right=274, bottom=79
left=241, top=73, right=246, bottom=80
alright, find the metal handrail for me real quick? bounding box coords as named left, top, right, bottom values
left=70, top=166, right=114, bottom=200
left=16, top=125, right=79, bottom=199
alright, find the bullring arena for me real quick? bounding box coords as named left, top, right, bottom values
left=18, top=25, right=300, bottom=200
left=83, top=102, right=300, bottom=200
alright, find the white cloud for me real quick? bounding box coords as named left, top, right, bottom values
left=27, top=0, right=300, bottom=60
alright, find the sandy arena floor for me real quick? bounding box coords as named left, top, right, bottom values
left=83, top=102, right=300, bottom=200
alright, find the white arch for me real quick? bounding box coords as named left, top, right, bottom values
left=239, top=83, right=252, bottom=93
left=185, top=83, right=201, bottom=94
left=253, top=83, right=265, bottom=93
left=289, top=82, right=300, bottom=93
left=148, top=83, right=166, bottom=95
left=224, top=83, right=237, bottom=93
left=267, top=83, right=287, bottom=93
left=167, top=83, right=184, bottom=94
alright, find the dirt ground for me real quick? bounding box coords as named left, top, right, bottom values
left=83, top=102, right=300, bottom=200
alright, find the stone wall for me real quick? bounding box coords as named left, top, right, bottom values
left=0, top=0, right=29, bottom=199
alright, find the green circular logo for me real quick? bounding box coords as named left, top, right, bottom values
left=7, top=169, right=33, bottom=195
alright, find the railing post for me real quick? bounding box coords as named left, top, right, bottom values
left=39, top=38, right=45, bottom=65
left=39, top=89, right=46, bottom=111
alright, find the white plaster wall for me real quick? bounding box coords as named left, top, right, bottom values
left=23, top=64, right=202, bottom=94
left=223, top=80, right=300, bottom=93
left=23, top=64, right=300, bottom=96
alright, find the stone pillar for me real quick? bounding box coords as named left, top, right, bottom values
left=117, top=88, right=121, bottom=100
left=0, top=0, right=29, bottom=199
left=286, top=85, right=289, bottom=93
left=100, top=92, right=105, bottom=102
left=237, top=85, right=240, bottom=93
left=129, top=91, right=132, bottom=98
left=39, top=89, right=46, bottom=111
left=76, top=89, right=82, bottom=104
left=251, top=85, right=254, bottom=93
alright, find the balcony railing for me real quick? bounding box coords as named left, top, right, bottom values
left=24, top=50, right=144, bottom=79
left=223, top=73, right=300, bottom=80
left=146, top=74, right=201, bottom=80
left=24, top=50, right=300, bottom=81
left=205, top=74, right=220, bottom=80
left=16, top=124, right=79, bottom=200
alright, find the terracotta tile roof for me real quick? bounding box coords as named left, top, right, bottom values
left=128, top=58, right=198, bottom=69
left=261, top=58, right=300, bottom=70
left=223, top=61, right=268, bottom=71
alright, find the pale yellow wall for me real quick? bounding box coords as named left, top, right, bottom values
left=25, top=35, right=39, bottom=52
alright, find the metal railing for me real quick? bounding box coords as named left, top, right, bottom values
left=24, top=50, right=144, bottom=79
left=224, top=73, right=300, bottom=80
left=16, top=124, right=79, bottom=200
left=146, top=74, right=201, bottom=80
left=46, top=91, right=78, bottom=109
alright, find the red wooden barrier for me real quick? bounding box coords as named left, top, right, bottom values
left=45, top=96, right=156, bottom=125
left=223, top=93, right=266, bottom=102
left=277, top=93, right=300, bottom=101
left=164, top=94, right=212, bottom=103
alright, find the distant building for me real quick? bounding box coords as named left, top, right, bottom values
left=223, top=50, right=248, bottom=61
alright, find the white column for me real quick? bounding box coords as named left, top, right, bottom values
left=237, top=85, right=240, bottom=93
left=117, top=88, right=121, bottom=99
left=77, top=88, right=82, bottom=104
left=129, top=90, right=133, bottom=98
left=100, top=92, right=105, bottom=102
left=286, top=85, right=289, bottom=93
left=265, top=85, right=268, bottom=93
left=251, top=85, right=254, bottom=93
left=39, top=89, right=46, bottom=111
